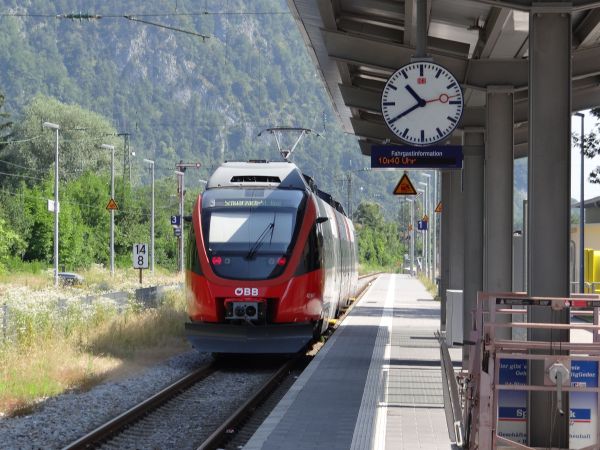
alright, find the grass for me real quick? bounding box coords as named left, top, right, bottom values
left=418, top=274, right=440, bottom=300
left=0, top=263, right=182, bottom=293
left=0, top=290, right=189, bottom=417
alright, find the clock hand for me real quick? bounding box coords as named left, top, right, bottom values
left=389, top=103, right=421, bottom=123
left=405, top=85, right=426, bottom=107
left=426, top=93, right=460, bottom=104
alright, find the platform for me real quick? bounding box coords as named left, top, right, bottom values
left=244, top=273, right=461, bottom=450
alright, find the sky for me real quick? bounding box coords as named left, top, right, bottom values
left=571, top=110, right=600, bottom=201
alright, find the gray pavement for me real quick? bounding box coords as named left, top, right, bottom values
left=245, top=274, right=460, bottom=450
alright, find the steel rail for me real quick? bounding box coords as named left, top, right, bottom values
left=196, top=357, right=299, bottom=450
left=62, top=363, right=218, bottom=450
left=197, top=274, right=378, bottom=449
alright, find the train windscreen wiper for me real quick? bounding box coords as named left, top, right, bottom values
left=245, top=220, right=275, bottom=260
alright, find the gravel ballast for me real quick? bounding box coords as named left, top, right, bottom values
left=0, top=350, right=212, bottom=449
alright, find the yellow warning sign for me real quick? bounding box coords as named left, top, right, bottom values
left=106, top=198, right=119, bottom=211
left=422, top=214, right=429, bottom=222
left=393, top=174, right=417, bottom=195
left=435, top=202, right=442, bottom=213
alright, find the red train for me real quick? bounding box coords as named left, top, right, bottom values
left=185, top=161, right=358, bottom=353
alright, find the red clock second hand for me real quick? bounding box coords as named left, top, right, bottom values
left=426, top=93, right=459, bottom=103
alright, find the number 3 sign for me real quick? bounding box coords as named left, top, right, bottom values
left=133, top=243, right=149, bottom=269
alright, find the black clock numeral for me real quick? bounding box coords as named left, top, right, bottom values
left=436, top=128, right=443, bottom=138
left=447, top=116, right=457, bottom=124
left=446, top=82, right=457, bottom=89
left=387, top=84, right=397, bottom=91
left=449, top=100, right=461, bottom=105
left=435, top=69, right=442, bottom=79
left=401, top=70, right=408, bottom=79
left=402, top=128, right=409, bottom=138
left=419, top=65, right=424, bottom=76
left=383, top=102, right=395, bottom=106
left=420, top=130, right=424, bottom=142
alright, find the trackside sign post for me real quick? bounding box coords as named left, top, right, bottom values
left=371, top=144, right=463, bottom=169
left=133, top=243, right=149, bottom=284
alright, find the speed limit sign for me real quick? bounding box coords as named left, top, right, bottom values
left=133, top=243, right=149, bottom=269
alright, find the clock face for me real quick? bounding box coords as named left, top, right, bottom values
left=381, top=62, right=464, bottom=146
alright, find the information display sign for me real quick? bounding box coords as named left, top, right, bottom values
left=370, top=145, right=463, bottom=169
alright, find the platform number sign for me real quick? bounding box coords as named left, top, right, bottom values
left=133, top=243, right=149, bottom=269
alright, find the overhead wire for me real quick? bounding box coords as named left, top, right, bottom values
left=0, top=187, right=178, bottom=216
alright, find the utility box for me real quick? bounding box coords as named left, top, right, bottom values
left=446, top=289, right=463, bottom=347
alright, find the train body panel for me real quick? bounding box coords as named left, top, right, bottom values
left=185, top=161, right=358, bottom=353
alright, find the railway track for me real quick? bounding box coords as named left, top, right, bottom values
left=63, top=273, right=380, bottom=450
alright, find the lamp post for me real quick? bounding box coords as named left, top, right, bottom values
left=43, top=122, right=60, bottom=287
left=419, top=178, right=430, bottom=279
left=406, top=198, right=416, bottom=276
left=417, top=188, right=426, bottom=275
left=575, top=112, right=585, bottom=293
left=100, top=144, right=115, bottom=276
left=175, top=170, right=185, bottom=273
left=432, top=171, right=438, bottom=282
left=144, top=159, right=155, bottom=274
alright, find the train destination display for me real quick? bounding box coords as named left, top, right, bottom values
left=370, top=144, right=462, bottom=169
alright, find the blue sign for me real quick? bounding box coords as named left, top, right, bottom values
left=571, top=360, right=598, bottom=388
left=571, top=409, right=592, bottom=423
left=499, top=359, right=528, bottom=385
left=371, top=145, right=463, bottom=169
left=171, top=215, right=181, bottom=226
left=570, top=360, right=598, bottom=447
left=499, top=407, right=527, bottom=422
left=417, top=220, right=428, bottom=231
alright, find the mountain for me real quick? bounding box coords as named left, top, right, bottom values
left=0, top=0, right=410, bottom=217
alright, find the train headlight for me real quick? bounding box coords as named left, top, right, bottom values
left=234, top=305, right=246, bottom=317
left=245, top=305, right=257, bottom=317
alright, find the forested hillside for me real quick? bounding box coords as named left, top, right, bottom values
left=0, top=0, right=407, bottom=195
left=0, top=0, right=410, bottom=271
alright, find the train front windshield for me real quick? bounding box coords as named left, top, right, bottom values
left=201, top=189, right=306, bottom=280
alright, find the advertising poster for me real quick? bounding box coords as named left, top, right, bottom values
left=497, top=358, right=528, bottom=445
left=570, top=360, right=598, bottom=448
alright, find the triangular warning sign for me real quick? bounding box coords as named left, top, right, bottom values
left=435, top=202, right=443, bottom=213
left=106, top=198, right=119, bottom=210
left=393, top=174, right=417, bottom=195
left=422, top=214, right=429, bottom=222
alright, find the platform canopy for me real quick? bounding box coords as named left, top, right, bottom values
left=287, top=0, right=600, bottom=157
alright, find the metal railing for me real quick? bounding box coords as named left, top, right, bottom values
left=459, top=291, right=600, bottom=449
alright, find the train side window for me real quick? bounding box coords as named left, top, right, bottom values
left=187, top=223, right=203, bottom=275
left=295, top=224, right=321, bottom=275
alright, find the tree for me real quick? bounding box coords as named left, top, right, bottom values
left=0, top=91, right=11, bottom=138
left=0, top=95, right=119, bottom=188
left=0, top=216, right=23, bottom=273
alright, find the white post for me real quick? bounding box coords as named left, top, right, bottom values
left=419, top=179, right=430, bottom=279
left=417, top=188, right=425, bottom=275
left=433, top=171, right=438, bottom=281
left=144, top=159, right=155, bottom=274
left=101, top=144, right=116, bottom=277
left=43, top=122, right=60, bottom=287
left=175, top=170, right=185, bottom=273
left=423, top=173, right=432, bottom=281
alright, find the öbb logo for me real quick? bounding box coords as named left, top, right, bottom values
left=234, top=287, right=259, bottom=296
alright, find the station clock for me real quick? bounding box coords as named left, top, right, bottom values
left=381, top=62, right=464, bottom=146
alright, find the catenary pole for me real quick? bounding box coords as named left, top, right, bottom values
left=43, top=122, right=60, bottom=287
